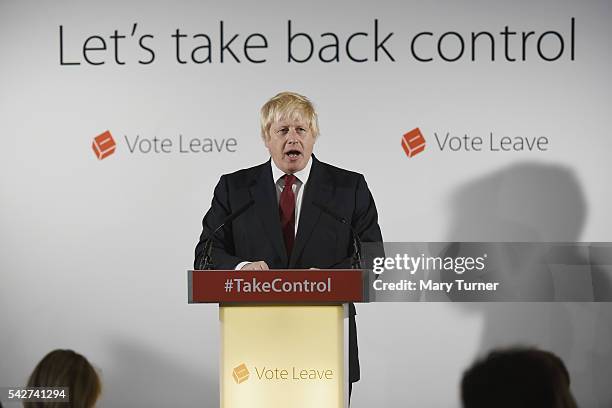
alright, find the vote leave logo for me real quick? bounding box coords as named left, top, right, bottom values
left=92, top=130, right=116, bottom=160
left=401, top=127, right=550, bottom=158
left=90, top=130, right=240, bottom=161
left=233, top=363, right=250, bottom=384
left=401, top=127, right=426, bottom=158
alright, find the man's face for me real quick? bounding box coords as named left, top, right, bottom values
left=265, top=117, right=316, bottom=174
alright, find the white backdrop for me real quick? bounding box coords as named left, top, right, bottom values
left=1, top=0, right=612, bottom=407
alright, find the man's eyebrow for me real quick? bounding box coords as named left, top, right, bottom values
left=274, top=122, right=307, bottom=129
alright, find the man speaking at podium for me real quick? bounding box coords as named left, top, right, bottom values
left=194, top=91, right=383, bottom=396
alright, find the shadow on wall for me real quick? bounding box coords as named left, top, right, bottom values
left=101, top=338, right=217, bottom=407
left=446, top=161, right=586, bottom=242
left=445, top=161, right=612, bottom=408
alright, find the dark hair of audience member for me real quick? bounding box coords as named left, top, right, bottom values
left=24, top=349, right=101, bottom=408
left=461, top=347, right=578, bottom=408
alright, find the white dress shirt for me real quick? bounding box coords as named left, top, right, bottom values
left=235, top=157, right=313, bottom=269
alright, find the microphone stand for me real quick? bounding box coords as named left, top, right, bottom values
left=313, top=202, right=363, bottom=270
left=197, top=199, right=254, bottom=270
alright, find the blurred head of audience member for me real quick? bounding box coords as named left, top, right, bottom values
left=461, top=347, right=577, bottom=408
left=25, top=349, right=101, bottom=408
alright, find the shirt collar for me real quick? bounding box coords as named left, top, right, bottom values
left=271, top=155, right=313, bottom=186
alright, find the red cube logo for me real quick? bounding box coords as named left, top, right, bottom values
left=92, top=130, right=116, bottom=160
left=401, top=128, right=426, bottom=158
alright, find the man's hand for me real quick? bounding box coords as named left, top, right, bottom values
left=241, top=261, right=270, bottom=270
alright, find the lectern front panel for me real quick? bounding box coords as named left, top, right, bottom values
left=220, top=305, right=344, bottom=408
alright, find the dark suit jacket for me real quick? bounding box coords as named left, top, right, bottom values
left=194, top=155, right=383, bottom=383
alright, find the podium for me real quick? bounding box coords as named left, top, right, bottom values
left=188, top=269, right=363, bottom=408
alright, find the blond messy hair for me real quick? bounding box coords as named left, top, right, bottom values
left=260, top=91, right=320, bottom=141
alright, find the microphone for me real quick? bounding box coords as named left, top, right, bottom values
left=313, top=201, right=362, bottom=270
left=199, top=199, right=255, bottom=270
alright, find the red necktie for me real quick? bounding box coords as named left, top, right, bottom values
left=279, top=174, right=296, bottom=258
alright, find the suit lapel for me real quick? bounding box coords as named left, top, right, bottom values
left=290, top=157, right=333, bottom=267
left=249, top=160, right=288, bottom=265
